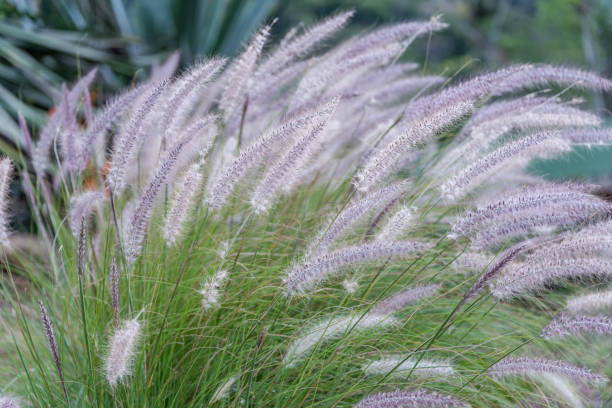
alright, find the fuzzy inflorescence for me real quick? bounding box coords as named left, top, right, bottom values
left=284, top=241, right=428, bottom=295
left=363, top=356, right=455, bottom=378
left=370, top=283, right=440, bottom=315
left=283, top=313, right=398, bottom=367
left=38, top=301, right=68, bottom=399
left=312, top=180, right=411, bottom=252
left=0, top=396, right=20, bottom=408
left=0, top=158, right=13, bottom=247
left=487, top=357, right=608, bottom=384
left=200, top=270, right=229, bottom=310
left=492, top=256, right=612, bottom=299
left=355, top=389, right=469, bottom=408
left=163, top=163, right=204, bottom=245
left=541, top=313, right=612, bottom=339
left=566, top=290, right=612, bottom=314
left=105, top=319, right=141, bottom=387
left=69, top=190, right=105, bottom=237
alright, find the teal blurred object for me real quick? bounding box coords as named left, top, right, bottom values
left=530, top=145, right=612, bottom=181
left=0, top=0, right=277, bottom=151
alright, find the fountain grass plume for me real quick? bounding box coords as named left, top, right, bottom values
left=284, top=241, right=428, bottom=296
left=219, top=25, right=271, bottom=124
left=0, top=396, right=20, bottom=408
left=200, top=269, right=229, bottom=310
left=460, top=241, right=529, bottom=305
left=488, top=357, right=608, bottom=384
left=440, top=131, right=570, bottom=201
left=541, top=313, right=612, bottom=339
left=32, top=68, right=97, bottom=177
left=163, top=163, right=204, bottom=245
left=38, top=301, right=68, bottom=400
left=313, top=180, right=411, bottom=253
left=107, top=80, right=168, bottom=192
left=370, top=283, right=440, bottom=315
left=69, top=190, right=105, bottom=237
left=566, top=290, right=612, bottom=314
left=355, top=389, right=469, bottom=408
left=0, top=157, right=13, bottom=247
left=125, top=126, right=201, bottom=264
left=450, top=183, right=602, bottom=238
left=363, top=356, right=455, bottom=378
left=493, top=256, right=612, bottom=299
left=255, top=11, right=355, bottom=80
left=105, top=318, right=141, bottom=387
left=207, top=98, right=338, bottom=209
left=250, top=98, right=338, bottom=213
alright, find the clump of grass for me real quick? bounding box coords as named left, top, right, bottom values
left=0, top=11, right=611, bottom=408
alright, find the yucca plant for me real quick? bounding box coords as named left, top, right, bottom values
left=1, top=11, right=611, bottom=407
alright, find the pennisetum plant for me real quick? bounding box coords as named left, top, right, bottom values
left=0, top=10, right=610, bottom=408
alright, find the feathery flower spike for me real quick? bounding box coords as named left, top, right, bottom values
left=219, top=24, right=271, bottom=124
left=125, top=127, right=200, bottom=264
left=450, top=183, right=602, bottom=239
left=78, top=82, right=149, bottom=170
left=33, top=68, right=97, bottom=176
left=363, top=356, right=455, bottom=378
left=163, top=58, right=226, bottom=143
left=109, top=258, right=119, bottom=330
left=566, top=290, right=612, bottom=314
left=492, top=257, right=612, bottom=299
left=284, top=241, right=428, bottom=296
left=541, top=313, right=612, bottom=339
left=356, top=101, right=473, bottom=191
left=314, top=180, right=411, bottom=252
left=255, top=11, right=354, bottom=79
left=250, top=99, right=338, bottom=212
left=456, top=94, right=558, bottom=142
left=376, top=206, right=416, bottom=242
left=461, top=241, right=528, bottom=305
left=370, top=283, right=441, bottom=315
left=58, top=85, right=80, bottom=173
left=200, top=270, right=229, bottom=310
left=284, top=283, right=437, bottom=366
left=209, top=375, right=238, bottom=404
left=0, top=158, right=13, bottom=247
left=0, top=396, right=20, bottom=408
left=496, top=65, right=612, bottom=94
left=355, top=389, right=469, bottom=408
left=561, top=127, right=612, bottom=145
left=39, top=300, right=68, bottom=400
left=163, top=164, right=204, bottom=245
left=207, top=98, right=337, bottom=209
left=107, top=80, right=168, bottom=192
left=69, top=190, right=105, bottom=237
left=342, top=279, right=359, bottom=294
left=344, top=16, right=448, bottom=59
left=283, top=313, right=398, bottom=367
left=488, top=357, right=607, bottom=384
left=440, top=131, right=569, bottom=201
left=105, top=318, right=141, bottom=387
left=518, top=218, right=612, bottom=263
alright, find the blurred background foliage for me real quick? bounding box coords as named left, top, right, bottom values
left=0, top=0, right=278, bottom=149
left=0, top=0, right=610, bottom=176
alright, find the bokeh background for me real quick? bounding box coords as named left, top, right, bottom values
left=1, top=0, right=611, bottom=228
